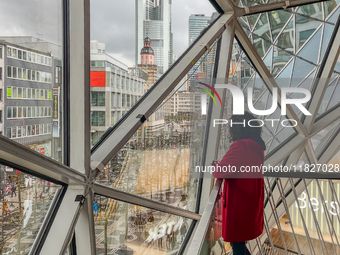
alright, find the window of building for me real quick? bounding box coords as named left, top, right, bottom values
left=111, top=111, right=116, bottom=125
left=0, top=89, right=2, bottom=101
left=11, top=127, right=16, bottom=138
left=18, top=68, right=22, bottom=79
left=111, top=92, right=115, bottom=108
left=7, top=66, right=11, bottom=78
left=126, top=78, right=130, bottom=91
left=0, top=47, right=2, bottom=59
left=13, top=87, right=17, bottom=98
left=18, top=49, right=22, bottom=59
left=122, top=76, right=125, bottom=90
left=17, top=126, right=22, bottom=138
left=0, top=110, right=2, bottom=123
left=18, top=88, right=22, bottom=99
left=122, top=94, right=126, bottom=107
left=23, top=88, right=27, bottom=99
left=91, top=111, right=105, bottom=126
left=0, top=67, right=2, bottom=80
left=117, top=75, right=121, bottom=89
left=23, top=51, right=27, bottom=61
left=7, top=107, right=12, bottom=119
left=22, top=68, right=27, bottom=80
left=116, top=93, right=121, bottom=107
left=22, top=126, right=26, bottom=137
left=91, top=91, right=105, bottom=106
left=18, top=107, right=23, bottom=118
left=6, top=128, right=11, bottom=138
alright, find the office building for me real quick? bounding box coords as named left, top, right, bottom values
left=135, top=0, right=172, bottom=77
left=90, top=40, right=145, bottom=145
left=188, top=14, right=211, bottom=89
left=0, top=37, right=62, bottom=162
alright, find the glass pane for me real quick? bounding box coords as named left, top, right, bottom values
left=0, top=1, right=64, bottom=163
left=90, top=1, right=216, bottom=147
left=230, top=42, right=298, bottom=156
left=289, top=179, right=340, bottom=253
left=312, top=119, right=340, bottom=158
left=94, top=37, right=220, bottom=211
left=200, top=188, right=224, bottom=255
left=0, top=165, right=62, bottom=254
left=93, top=194, right=192, bottom=254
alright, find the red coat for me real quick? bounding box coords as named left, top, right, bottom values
left=213, top=138, right=264, bottom=242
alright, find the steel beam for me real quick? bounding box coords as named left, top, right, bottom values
left=214, top=0, right=235, bottom=12
left=91, top=13, right=233, bottom=171
left=311, top=104, right=340, bottom=136
left=68, top=0, right=95, bottom=253
left=318, top=126, right=340, bottom=164
left=198, top=24, right=235, bottom=213
left=234, top=21, right=309, bottom=137
left=235, top=0, right=325, bottom=16
left=0, top=135, right=85, bottom=185
left=186, top=179, right=222, bottom=255
left=93, top=183, right=201, bottom=221
left=39, top=187, right=86, bottom=255
left=304, top=15, right=340, bottom=131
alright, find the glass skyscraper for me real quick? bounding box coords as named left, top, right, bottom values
left=135, top=0, right=172, bottom=77
left=188, top=14, right=211, bottom=89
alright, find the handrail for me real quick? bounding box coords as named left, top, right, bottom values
left=186, top=178, right=223, bottom=255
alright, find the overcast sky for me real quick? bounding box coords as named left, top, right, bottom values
left=0, top=0, right=216, bottom=67
left=91, top=0, right=216, bottom=66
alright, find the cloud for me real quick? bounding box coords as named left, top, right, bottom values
left=0, top=0, right=217, bottom=68
left=91, top=0, right=216, bottom=66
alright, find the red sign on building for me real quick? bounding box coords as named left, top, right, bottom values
left=91, top=71, right=106, bottom=87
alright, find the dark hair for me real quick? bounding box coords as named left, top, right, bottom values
left=228, top=111, right=262, bottom=143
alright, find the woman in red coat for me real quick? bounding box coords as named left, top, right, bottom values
left=213, top=112, right=265, bottom=255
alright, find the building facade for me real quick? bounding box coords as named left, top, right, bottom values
left=135, top=0, right=172, bottom=77
left=188, top=14, right=211, bottom=89
left=0, top=38, right=62, bottom=161
left=90, top=41, right=145, bottom=145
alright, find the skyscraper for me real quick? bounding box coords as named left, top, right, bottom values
left=135, top=0, right=172, bottom=78
left=188, top=14, right=211, bottom=89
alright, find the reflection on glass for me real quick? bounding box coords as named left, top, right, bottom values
left=0, top=0, right=64, bottom=163
left=0, top=165, right=61, bottom=254
left=93, top=195, right=191, bottom=254
left=252, top=14, right=272, bottom=58
left=268, top=10, right=292, bottom=42
left=289, top=179, right=340, bottom=246
left=200, top=188, right=224, bottom=255
left=94, top=40, right=218, bottom=211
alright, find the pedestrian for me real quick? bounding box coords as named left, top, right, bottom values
left=213, top=111, right=265, bottom=255
left=11, top=184, right=17, bottom=198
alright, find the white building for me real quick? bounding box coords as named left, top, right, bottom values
left=90, top=40, right=146, bottom=145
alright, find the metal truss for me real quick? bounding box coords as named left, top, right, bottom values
left=0, top=0, right=339, bottom=254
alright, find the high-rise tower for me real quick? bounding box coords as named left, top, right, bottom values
left=188, top=14, right=211, bottom=90
left=135, top=0, right=172, bottom=78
